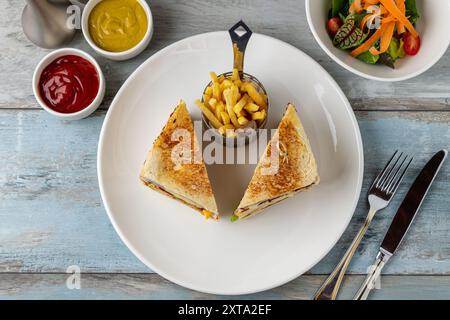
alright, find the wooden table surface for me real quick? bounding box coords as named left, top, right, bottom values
left=1, top=0, right=449, bottom=300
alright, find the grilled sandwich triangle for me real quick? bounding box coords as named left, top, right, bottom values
left=233, top=103, right=320, bottom=220
left=140, top=101, right=219, bottom=220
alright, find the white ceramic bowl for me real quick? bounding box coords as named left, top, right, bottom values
left=81, top=0, right=154, bottom=61
left=32, top=48, right=105, bottom=120
left=305, top=0, right=450, bottom=81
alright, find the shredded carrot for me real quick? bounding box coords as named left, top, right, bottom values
left=381, top=15, right=396, bottom=24
left=349, top=2, right=355, bottom=14
left=360, top=14, right=374, bottom=30
left=365, top=4, right=387, bottom=15
left=364, top=3, right=387, bottom=15
left=347, top=0, right=419, bottom=58
left=354, top=0, right=363, bottom=12
left=351, top=23, right=388, bottom=57
left=365, top=0, right=380, bottom=4
left=379, top=0, right=418, bottom=37
left=360, top=4, right=393, bottom=31
left=350, top=0, right=363, bottom=14
left=395, top=0, right=406, bottom=34
left=369, top=21, right=396, bottom=55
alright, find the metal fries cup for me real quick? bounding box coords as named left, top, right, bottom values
left=201, top=21, right=270, bottom=148
left=201, top=72, right=269, bottom=147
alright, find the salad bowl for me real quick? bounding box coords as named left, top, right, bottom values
left=305, top=0, right=450, bottom=81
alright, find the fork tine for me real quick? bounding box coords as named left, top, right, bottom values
left=384, top=154, right=408, bottom=190
left=382, top=154, right=408, bottom=191
left=387, top=156, right=413, bottom=194
left=378, top=152, right=403, bottom=189
left=372, top=150, right=398, bottom=188
left=381, top=153, right=406, bottom=191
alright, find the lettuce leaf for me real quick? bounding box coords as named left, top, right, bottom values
left=357, top=51, right=379, bottom=64
left=405, top=0, right=420, bottom=25
left=387, top=38, right=405, bottom=61
left=331, top=0, right=347, bottom=17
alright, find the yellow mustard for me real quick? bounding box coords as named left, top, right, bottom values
left=88, top=0, right=148, bottom=52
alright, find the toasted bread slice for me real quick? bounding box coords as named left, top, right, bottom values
left=140, top=101, right=219, bottom=219
left=233, top=103, right=319, bottom=220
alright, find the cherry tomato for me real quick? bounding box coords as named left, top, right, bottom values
left=403, top=32, right=421, bottom=56
left=327, top=17, right=343, bottom=37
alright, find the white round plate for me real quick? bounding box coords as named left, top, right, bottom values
left=98, top=32, right=364, bottom=295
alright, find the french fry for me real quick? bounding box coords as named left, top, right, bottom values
left=261, top=109, right=267, bottom=118
left=203, top=99, right=212, bottom=111
left=242, top=82, right=267, bottom=108
left=255, top=110, right=267, bottom=124
left=212, top=82, right=221, bottom=101
left=233, top=85, right=242, bottom=106
left=195, top=99, right=222, bottom=129
left=207, top=99, right=217, bottom=113
left=236, top=109, right=248, bottom=118
left=244, top=102, right=260, bottom=113
left=260, top=94, right=268, bottom=109
left=251, top=110, right=266, bottom=121
left=220, top=111, right=231, bottom=125
left=203, top=94, right=211, bottom=104
left=231, top=68, right=240, bottom=81
left=232, top=85, right=240, bottom=100
left=210, top=72, right=218, bottom=83
left=223, top=88, right=240, bottom=128
left=215, top=101, right=225, bottom=120
left=238, top=116, right=249, bottom=126
left=205, top=86, right=213, bottom=96
left=221, top=79, right=233, bottom=90
left=232, top=94, right=249, bottom=114
left=208, top=98, right=218, bottom=109
left=201, top=70, right=268, bottom=135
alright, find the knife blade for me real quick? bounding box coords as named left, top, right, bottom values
left=380, top=149, right=447, bottom=255
left=354, top=150, right=447, bottom=300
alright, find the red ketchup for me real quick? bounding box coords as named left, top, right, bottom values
left=39, top=55, right=99, bottom=114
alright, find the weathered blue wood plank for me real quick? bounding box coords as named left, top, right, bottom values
left=0, top=111, right=140, bottom=273
left=1, top=274, right=449, bottom=300
left=0, top=110, right=449, bottom=274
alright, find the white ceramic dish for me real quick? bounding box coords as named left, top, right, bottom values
left=32, top=48, right=105, bottom=120
left=81, top=0, right=154, bottom=61
left=98, top=32, right=364, bottom=295
left=306, top=0, right=450, bottom=81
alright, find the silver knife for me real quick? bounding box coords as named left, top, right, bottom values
left=354, top=150, right=448, bottom=300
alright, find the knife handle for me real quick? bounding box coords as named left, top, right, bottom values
left=354, top=250, right=391, bottom=300
left=314, top=208, right=377, bottom=300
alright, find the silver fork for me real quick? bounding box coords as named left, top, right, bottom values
left=314, top=151, right=413, bottom=300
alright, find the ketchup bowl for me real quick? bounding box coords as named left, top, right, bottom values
left=32, top=48, right=105, bottom=120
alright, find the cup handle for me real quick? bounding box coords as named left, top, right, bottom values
left=229, top=20, right=253, bottom=73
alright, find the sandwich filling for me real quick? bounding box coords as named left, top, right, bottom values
left=234, top=184, right=316, bottom=220
left=141, top=177, right=218, bottom=219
